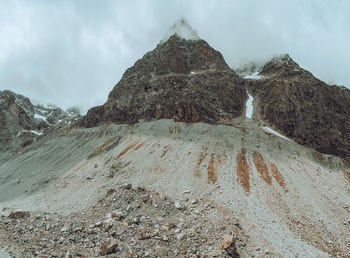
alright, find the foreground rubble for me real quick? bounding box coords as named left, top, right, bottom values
left=0, top=184, right=245, bottom=257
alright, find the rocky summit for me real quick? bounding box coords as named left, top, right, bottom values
left=80, top=34, right=247, bottom=127
left=81, top=29, right=350, bottom=163
left=245, top=54, right=350, bottom=161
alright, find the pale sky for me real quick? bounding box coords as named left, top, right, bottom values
left=1, top=0, right=349, bottom=113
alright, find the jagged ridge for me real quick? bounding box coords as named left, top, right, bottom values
left=0, top=90, right=81, bottom=151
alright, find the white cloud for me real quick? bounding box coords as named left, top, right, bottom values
left=0, top=0, right=349, bottom=113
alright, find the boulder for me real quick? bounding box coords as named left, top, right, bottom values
left=99, top=238, right=118, bottom=256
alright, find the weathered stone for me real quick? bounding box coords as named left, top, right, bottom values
left=99, top=238, right=118, bottom=256
left=221, top=234, right=239, bottom=257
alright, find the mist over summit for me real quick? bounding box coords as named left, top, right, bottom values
left=0, top=12, right=350, bottom=258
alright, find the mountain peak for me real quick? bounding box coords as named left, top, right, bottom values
left=160, top=18, right=200, bottom=44
left=81, top=27, right=244, bottom=127
left=260, top=53, right=309, bottom=77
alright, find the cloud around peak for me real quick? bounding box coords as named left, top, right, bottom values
left=0, top=0, right=349, bottom=113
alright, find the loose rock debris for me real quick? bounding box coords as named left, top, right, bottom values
left=1, top=185, right=246, bottom=257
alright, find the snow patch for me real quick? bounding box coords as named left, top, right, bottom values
left=246, top=92, right=253, bottom=119
left=262, top=127, right=292, bottom=142
left=244, top=72, right=263, bottom=80
left=160, top=18, right=200, bottom=44
left=34, top=113, right=47, bottom=120
left=190, top=71, right=196, bottom=75
left=22, top=130, right=43, bottom=136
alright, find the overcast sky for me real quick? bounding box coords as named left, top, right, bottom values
left=1, top=0, right=349, bottom=113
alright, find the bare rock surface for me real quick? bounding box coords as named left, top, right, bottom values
left=0, top=185, right=243, bottom=257
left=0, top=90, right=81, bottom=151
left=244, top=54, right=350, bottom=161
left=81, top=34, right=247, bottom=127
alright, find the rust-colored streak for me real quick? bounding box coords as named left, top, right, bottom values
left=344, top=170, right=350, bottom=182
left=155, top=104, right=161, bottom=119
left=236, top=148, right=250, bottom=193
left=117, top=143, right=137, bottom=159
left=88, top=136, right=119, bottom=159
left=207, top=153, right=217, bottom=184
left=216, top=153, right=226, bottom=165
left=252, top=151, right=271, bottom=184
left=161, top=144, right=170, bottom=158
left=201, top=48, right=214, bottom=56
left=134, top=142, right=145, bottom=151
left=191, top=104, right=200, bottom=122
left=10, top=103, right=20, bottom=115
left=270, top=162, right=288, bottom=192
left=194, top=152, right=206, bottom=178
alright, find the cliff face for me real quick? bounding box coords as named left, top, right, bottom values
left=0, top=90, right=37, bottom=150
left=247, top=55, right=350, bottom=160
left=81, top=31, right=350, bottom=162
left=81, top=35, right=247, bottom=127
left=0, top=90, right=81, bottom=151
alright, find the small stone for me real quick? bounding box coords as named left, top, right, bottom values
left=60, top=225, right=69, bottom=232
left=221, top=234, right=239, bottom=257
left=191, top=199, right=198, bottom=205
left=166, top=222, right=176, bottom=230
left=162, top=235, right=169, bottom=242
left=140, top=231, right=149, bottom=240
left=132, top=217, right=140, bottom=224
left=99, top=238, right=118, bottom=256
left=126, top=205, right=133, bottom=212
left=95, top=221, right=103, bottom=227
left=123, top=183, right=132, bottom=189
left=176, top=232, right=185, bottom=240
left=174, top=201, right=182, bottom=209
left=111, top=210, right=124, bottom=221
left=183, top=190, right=190, bottom=194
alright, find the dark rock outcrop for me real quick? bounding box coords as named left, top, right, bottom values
left=0, top=90, right=36, bottom=151
left=247, top=54, right=350, bottom=161
left=0, top=90, right=81, bottom=151
left=81, top=35, right=247, bottom=127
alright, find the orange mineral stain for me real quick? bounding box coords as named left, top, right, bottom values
left=252, top=151, right=271, bottom=184
left=270, top=162, right=288, bottom=192
left=207, top=153, right=217, bottom=184
left=236, top=148, right=250, bottom=193
left=117, top=143, right=137, bottom=158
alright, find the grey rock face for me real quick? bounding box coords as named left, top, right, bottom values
left=81, top=35, right=247, bottom=127
left=0, top=90, right=81, bottom=151
left=0, top=90, right=36, bottom=151
left=247, top=55, right=350, bottom=161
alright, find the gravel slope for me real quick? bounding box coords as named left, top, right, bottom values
left=0, top=119, right=349, bottom=257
